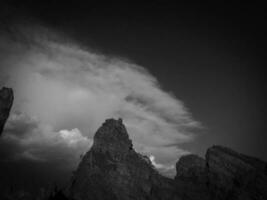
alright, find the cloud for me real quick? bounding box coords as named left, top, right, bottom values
left=4, top=112, right=39, bottom=137
left=0, top=26, right=200, bottom=176
left=149, top=155, right=166, bottom=169
left=1, top=112, right=92, bottom=170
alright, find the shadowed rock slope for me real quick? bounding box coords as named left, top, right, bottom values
left=69, top=118, right=267, bottom=200
left=0, top=87, right=13, bottom=136
left=175, top=146, right=267, bottom=200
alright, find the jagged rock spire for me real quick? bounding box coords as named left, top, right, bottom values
left=92, top=118, right=133, bottom=155
left=69, top=118, right=175, bottom=200
left=0, top=87, right=14, bottom=135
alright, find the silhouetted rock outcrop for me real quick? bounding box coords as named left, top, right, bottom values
left=206, top=146, right=267, bottom=199
left=175, top=154, right=210, bottom=200
left=69, top=118, right=267, bottom=200
left=0, top=87, right=13, bottom=135
left=70, top=119, right=179, bottom=200
left=175, top=145, right=267, bottom=200
left=70, top=118, right=178, bottom=200
left=176, top=154, right=206, bottom=183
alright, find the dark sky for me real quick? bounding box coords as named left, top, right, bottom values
left=0, top=0, right=266, bottom=194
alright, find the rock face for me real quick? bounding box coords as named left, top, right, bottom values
left=175, top=155, right=210, bottom=200
left=69, top=118, right=267, bottom=200
left=0, top=87, right=13, bottom=135
left=175, top=145, right=267, bottom=200
left=206, top=146, right=267, bottom=200
left=176, top=154, right=206, bottom=183
left=69, top=118, right=178, bottom=200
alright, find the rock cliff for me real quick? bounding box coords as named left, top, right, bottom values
left=69, top=118, right=267, bottom=200
left=69, top=118, right=178, bottom=200
left=0, top=87, right=13, bottom=135
left=206, top=146, right=267, bottom=199
left=175, top=146, right=267, bottom=200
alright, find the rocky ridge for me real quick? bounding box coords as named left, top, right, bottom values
left=175, top=146, right=267, bottom=200
left=0, top=87, right=13, bottom=136
left=0, top=88, right=267, bottom=200
left=0, top=88, right=266, bottom=200
left=70, top=118, right=267, bottom=200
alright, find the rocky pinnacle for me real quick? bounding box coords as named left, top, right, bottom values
left=0, top=87, right=13, bottom=136
left=70, top=118, right=176, bottom=200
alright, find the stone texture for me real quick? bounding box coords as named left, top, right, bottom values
left=176, top=154, right=206, bottom=183
left=206, top=145, right=267, bottom=200
left=68, top=117, right=267, bottom=200
left=0, top=87, right=13, bottom=135
left=175, top=155, right=210, bottom=200
left=69, top=118, right=179, bottom=200
left=174, top=145, right=267, bottom=200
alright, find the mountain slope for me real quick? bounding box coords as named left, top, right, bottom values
left=175, top=146, right=267, bottom=200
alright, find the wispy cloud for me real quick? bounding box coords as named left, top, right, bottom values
left=0, top=26, right=200, bottom=176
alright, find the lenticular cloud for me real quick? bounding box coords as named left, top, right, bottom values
left=0, top=26, right=200, bottom=176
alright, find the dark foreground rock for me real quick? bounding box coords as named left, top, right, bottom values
left=69, top=118, right=267, bottom=200
left=175, top=154, right=210, bottom=200
left=69, top=118, right=178, bottom=200
left=0, top=87, right=13, bottom=135
left=206, top=146, right=267, bottom=199
left=175, top=146, right=267, bottom=200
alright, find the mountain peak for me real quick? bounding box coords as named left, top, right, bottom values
left=70, top=118, right=174, bottom=200
left=92, top=118, right=133, bottom=154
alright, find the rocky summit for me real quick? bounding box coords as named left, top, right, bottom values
left=69, top=118, right=177, bottom=200
left=0, top=87, right=13, bottom=136
left=69, top=118, right=267, bottom=200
